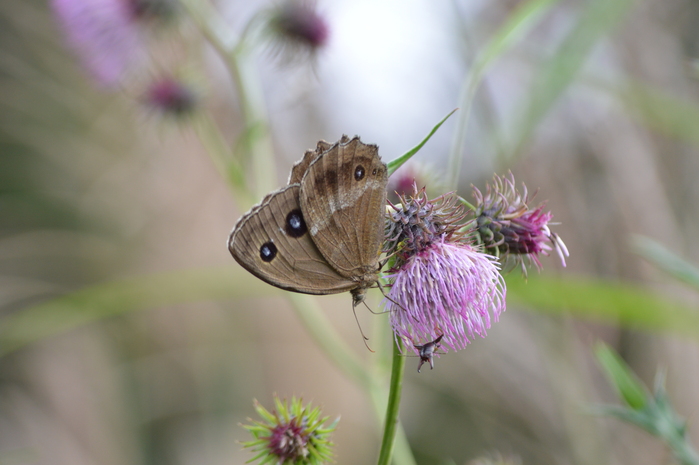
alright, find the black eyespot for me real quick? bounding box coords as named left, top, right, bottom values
left=354, top=165, right=365, bottom=181
left=372, top=168, right=377, bottom=176
left=260, top=241, right=277, bottom=262
left=285, top=209, right=307, bottom=238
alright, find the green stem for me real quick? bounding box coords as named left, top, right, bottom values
left=192, top=115, right=251, bottom=203
left=667, top=431, right=699, bottom=465
left=369, top=304, right=417, bottom=465
left=376, top=337, right=407, bottom=465
left=184, top=0, right=275, bottom=198
left=226, top=47, right=276, bottom=198
left=289, top=294, right=416, bottom=465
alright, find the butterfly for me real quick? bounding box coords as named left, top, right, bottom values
left=228, top=135, right=387, bottom=308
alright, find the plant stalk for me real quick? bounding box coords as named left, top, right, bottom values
left=376, top=337, right=407, bottom=465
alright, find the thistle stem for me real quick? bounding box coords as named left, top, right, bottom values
left=376, top=337, right=407, bottom=465
left=183, top=0, right=275, bottom=198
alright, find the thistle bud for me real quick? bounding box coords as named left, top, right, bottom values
left=472, top=173, right=568, bottom=276
left=240, top=396, right=338, bottom=465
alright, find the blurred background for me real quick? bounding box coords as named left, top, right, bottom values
left=1, top=0, right=699, bottom=464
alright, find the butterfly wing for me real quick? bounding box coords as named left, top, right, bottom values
left=299, top=136, right=387, bottom=278
left=228, top=184, right=357, bottom=295
left=288, top=140, right=333, bottom=184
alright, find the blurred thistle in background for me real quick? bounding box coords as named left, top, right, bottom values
left=386, top=162, right=443, bottom=203
left=143, top=76, right=199, bottom=117
left=263, top=0, right=329, bottom=58
left=50, top=0, right=148, bottom=87
left=2, top=0, right=699, bottom=464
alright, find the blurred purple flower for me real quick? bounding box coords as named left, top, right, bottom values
left=51, top=0, right=145, bottom=87
left=384, top=187, right=506, bottom=353
left=473, top=173, right=569, bottom=275
left=129, top=0, right=179, bottom=22
left=266, top=1, right=329, bottom=60
left=144, top=77, right=198, bottom=116
left=387, top=163, right=440, bottom=204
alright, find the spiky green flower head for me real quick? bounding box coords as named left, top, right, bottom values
left=241, top=396, right=338, bottom=465
left=472, top=172, right=568, bottom=276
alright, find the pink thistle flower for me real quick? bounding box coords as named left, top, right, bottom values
left=143, top=77, right=198, bottom=117
left=383, top=187, right=506, bottom=353
left=472, top=172, right=569, bottom=275
left=265, top=1, right=329, bottom=61
left=385, top=239, right=505, bottom=352
left=51, top=0, right=145, bottom=87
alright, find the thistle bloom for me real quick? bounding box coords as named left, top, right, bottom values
left=265, top=1, right=329, bottom=60
left=144, top=77, right=198, bottom=117
left=383, top=187, right=506, bottom=353
left=472, top=173, right=569, bottom=276
left=51, top=0, right=145, bottom=87
left=240, top=396, right=338, bottom=465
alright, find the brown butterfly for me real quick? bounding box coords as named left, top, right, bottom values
left=227, top=135, right=387, bottom=307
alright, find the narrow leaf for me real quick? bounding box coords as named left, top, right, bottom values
left=512, top=0, right=637, bottom=152
left=386, top=109, right=457, bottom=177
left=595, top=342, right=648, bottom=410
left=632, top=235, right=699, bottom=290
left=507, top=274, right=699, bottom=340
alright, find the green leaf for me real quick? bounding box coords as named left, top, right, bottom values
left=0, top=266, right=272, bottom=356
left=7, top=268, right=699, bottom=359
left=386, top=109, right=457, bottom=177
left=506, top=274, right=699, bottom=340
left=631, top=236, right=699, bottom=291
left=594, top=342, right=648, bottom=410
left=591, top=404, right=655, bottom=430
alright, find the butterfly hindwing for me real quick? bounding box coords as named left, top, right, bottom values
left=228, top=185, right=356, bottom=295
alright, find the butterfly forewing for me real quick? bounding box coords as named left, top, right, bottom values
left=288, top=140, right=332, bottom=184
left=228, top=185, right=357, bottom=295
left=300, top=136, right=387, bottom=278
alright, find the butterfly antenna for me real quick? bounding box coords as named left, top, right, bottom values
left=352, top=302, right=375, bottom=352
left=362, top=299, right=389, bottom=315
